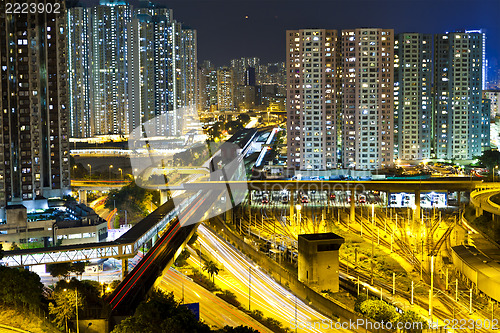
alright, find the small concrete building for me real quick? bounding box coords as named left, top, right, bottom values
left=298, top=233, right=345, bottom=292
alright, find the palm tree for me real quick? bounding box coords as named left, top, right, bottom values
left=203, top=260, right=220, bottom=283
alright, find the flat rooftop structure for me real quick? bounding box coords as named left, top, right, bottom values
left=451, top=245, right=500, bottom=302
left=299, top=233, right=345, bottom=242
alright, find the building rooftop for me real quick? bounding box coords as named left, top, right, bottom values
left=299, top=233, right=344, bottom=242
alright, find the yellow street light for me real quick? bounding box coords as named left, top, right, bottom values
left=109, top=165, right=113, bottom=180
left=118, top=168, right=123, bottom=180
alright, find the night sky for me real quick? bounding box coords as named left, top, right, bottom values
left=80, top=0, right=500, bottom=71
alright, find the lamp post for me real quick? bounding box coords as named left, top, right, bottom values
left=118, top=168, right=123, bottom=180
left=109, top=165, right=113, bottom=180
left=76, top=288, right=79, bottom=333
left=429, top=255, right=434, bottom=321
left=495, top=166, right=499, bottom=182
left=295, top=204, right=302, bottom=235
left=87, top=164, right=91, bottom=179
left=371, top=203, right=375, bottom=225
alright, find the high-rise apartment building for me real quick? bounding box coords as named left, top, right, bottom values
left=394, top=33, right=432, bottom=162
left=483, top=90, right=500, bottom=117
left=67, top=6, right=92, bottom=138
left=90, top=0, right=132, bottom=136
left=217, top=67, right=234, bottom=111
left=231, top=57, right=260, bottom=86
left=67, top=0, right=197, bottom=137
left=128, top=8, right=197, bottom=136
left=286, top=29, right=339, bottom=170
left=198, top=61, right=217, bottom=112
left=434, top=31, right=483, bottom=160
left=465, top=29, right=487, bottom=90
left=341, top=28, right=394, bottom=170
left=0, top=0, right=70, bottom=206
left=481, top=98, right=491, bottom=150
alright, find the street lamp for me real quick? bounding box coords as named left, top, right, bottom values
left=109, top=165, right=113, bottom=180
left=371, top=203, right=375, bottom=225
left=295, top=204, right=302, bottom=235
left=87, top=164, right=92, bottom=179
left=118, top=168, right=123, bottom=180
left=494, top=166, right=499, bottom=182
left=248, top=266, right=259, bottom=311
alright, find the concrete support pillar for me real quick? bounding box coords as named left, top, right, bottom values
left=78, top=190, right=87, bottom=205
left=226, top=195, right=233, bottom=224
left=290, top=191, right=294, bottom=222
left=152, top=233, right=158, bottom=246
left=350, top=190, right=356, bottom=223
left=122, top=258, right=129, bottom=279
left=386, top=191, right=391, bottom=208
left=414, top=190, right=420, bottom=221
left=475, top=207, right=483, bottom=217
left=159, top=190, right=169, bottom=206
left=457, top=191, right=462, bottom=208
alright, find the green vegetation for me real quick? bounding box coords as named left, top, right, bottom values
left=49, top=289, right=85, bottom=331
left=247, top=310, right=290, bottom=333
left=47, top=261, right=86, bottom=280
left=358, top=299, right=398, bottom=322
left=0, top=305, right=58, bottom=333
left=172, top=142, right=221, bottom=167
left=0, top=266, right=43, bottom=311
left=49, top=278, right=108, bottom=331
left=398, top=310, right=428, bottom=332
left=111, top=289, right=259, bottom=333
left=354, top=296, right=427, bottom=331
left=174, top=249, right=191, bottom=267
left=475, top=149, right=500, bottom=171
left=189, top=268, right=220, bottom=292
left=0, top=265, right=57, bottom=332
left=206, top=114, right=250, bottom=141
left=216, top=290, right=240, bottom=308
left=203, top=260, right=220, bottom=283
left=105, top=178, right=159, bottom=224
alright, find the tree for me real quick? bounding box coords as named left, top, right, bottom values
left=47, top=262, right=72, bottom=280
left=104, top=180, right=156, bottom=223
left=216, top=290, right=240, bottom=308
left=187, top=233, right=198, bottom=246
left=0, top=266, right=43, bottom=310
left=111, top=290, right=211, bottom=333
left=216, top=326, right=259, bottom=333
left=398, top=310, right=428, bottom=332
left=358, top=299, right=398, bottom=323
left=174, top=249, right=190, bottom=267
left=49, top=288, right=85, bottom=332
left=237, top=113, right=251, bottom=126
left=48, top=262, right=85, bottom=280
left=477, top=149, right=500, bottom=170
left=203, top=260, right=220, bottom=283
left=70, top=261, right=86, bottom=277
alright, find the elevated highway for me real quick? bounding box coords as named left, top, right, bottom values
left=176, top=179, right=483, bottom=192
left=106, top=190, right=214, bottom=315
left=71, top=180, right=131, bottom=191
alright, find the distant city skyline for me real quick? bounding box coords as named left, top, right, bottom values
left=78, top=0, right=500, bottom=73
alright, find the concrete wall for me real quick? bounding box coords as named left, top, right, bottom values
left=298, top=234, right=343, bottom=293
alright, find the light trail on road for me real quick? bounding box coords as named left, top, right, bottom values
left=196, top=224, right=353, bottom=333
